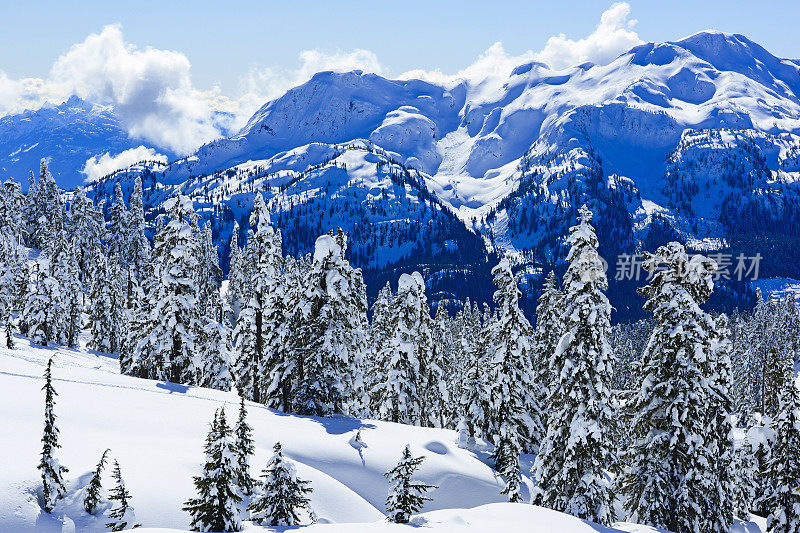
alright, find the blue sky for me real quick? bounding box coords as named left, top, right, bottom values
left=3, top=0, right=799, bottom=94
left=2, top=1, right=799, bottom=156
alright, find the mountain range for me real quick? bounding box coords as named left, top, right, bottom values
left=4, top=30, right=800, bottom=320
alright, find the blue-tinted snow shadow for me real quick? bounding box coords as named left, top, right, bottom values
left=156, top=381, right=190, bottom=394
left=308, top=414, right=376, bottom=435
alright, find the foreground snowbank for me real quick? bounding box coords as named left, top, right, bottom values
left=0, top=339, right=762, bottom=532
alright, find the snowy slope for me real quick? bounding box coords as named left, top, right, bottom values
left=0, top=337, right=765, bottom=532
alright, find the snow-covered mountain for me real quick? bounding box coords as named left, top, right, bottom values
left=46, top=31, right=800, bottom=315
left=0, top=96, right=174, bottom=190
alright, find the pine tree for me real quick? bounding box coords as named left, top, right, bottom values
left=233, top=396, right=255, bottom=495
left=456, top=304, right=493, bottom=448
left=704, top=314, right=735, bottom=533
left=0, top=178, right=26, bottom=349
left=132, top=195, right=201, bottom=384
left=106, top=459, right=139, bottom=531
left=534, top=205, right=616, bottom=525
left=370, top=272, right=431, bottom=425
left=183, top=408, right=243, bottom=532
left=487, top=260, right=538, bottom=501
left=620, top=241, right=718, bottom=533
left=226, top=222, right=247, bottom=323
left=84, top=448, right=110, bottom=514
left=125, top=177, right=151, bottom=279
left=294, top=233, right=367, bottom=417
left=384, top=445, right=436, bottom=523
left=233, top=195, right=283, bottom=404
left=733, top=441, right=758, bottom=521
left=532, top=270, right=563, bottom=429
left=199, top=312, right=233, bottom=391
left=248, top=442, right=313, bottom=526
left=107, top=183, right=128, bottom=261
left=23, top=257, right=61, bottom=346
left=766, top=356, right=800, bottom=533
left=39, top=357, right=68, bottom=513
left=88, top=252, right=116, bottom=352
left=68, top=186, right=105, bottom=287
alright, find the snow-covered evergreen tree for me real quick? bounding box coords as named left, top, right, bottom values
left=233, top=195, right=283, bottom=404
left=233, top=396, right=255, bottom=496
left=370, top=272, right=431, bottom=425
left=384, top=445, right=436, bottom=523
left=704, top=314, right=735, bottom=533
left=107, top=183, right=128, bottom=261
left=487, top=260, right=538, bottom=501
left=132, top=195, right=201, bottom=384
left=294, top=233, right=367, bottom=417
left=183, top=408, right=242, bottom=532
left=733, top=440, right=758, bottom=521
left=88, top=252, right=117, bottom=353
left=68, top=187, right=105, bottom=288
left=456, top=307, right=492, bottom=448
left=248, top=442, right=313, bottom=526
left=199, top=305, right=233, bottom=391
left=226, top=222, right=247, bottom=323
left=766, top=355, right=800, bottom=533
left=532, top=270, right=563, bottom=427
left=23, top=257, right=62, bottom=346
left=0, top=177, right=27, bottom=347
left=106, top=459, right=139, bottom=531
left=534, top=205, right=616, bottom=525
left=39, top=357, right=68, bottom=513
left=125, top=177, right=151, bottom=279
left=620, top=241, right=718, bottom=533
left=84, top=448, right=110, bottom=514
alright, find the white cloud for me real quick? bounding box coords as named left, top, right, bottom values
left=400, top=2, right=642, bottom=86
left=82, top=145, right=167, bottom=183
left=535, top=2, right=642, bottom=69
left=50, top=25, right=233, bottom=155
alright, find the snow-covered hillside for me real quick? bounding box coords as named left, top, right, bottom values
left=0, top=337, right=738, bottom=533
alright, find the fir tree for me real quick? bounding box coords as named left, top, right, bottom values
left=620, top=242, right=718, bottom=533
left=233, top=195, right=283, bottom=404
left=486, top=260, right=538, bottom=501
left=106, top=459, right=139, bottom=531
left=532, top=270, right=563, bottom=429
left=39, top=357, right=68, bottom=513
left=233, top=396, right=255, bottom=495
left=384, top=445, right=436, bottom=523
left=107, top=183, right=128, bottom=261
left=132, top=195, right=201, bottom=384
left=84, top=448, right=110, bottom=514
left=125, top=177, right=151, bottom=279
left=766, top=356, right=800, bottom=533
left=534, top=205, right=616, bottom=525
left=294, top=233, right=367, bottom=417
left=183, top=408, right=242, bottom=532
left=704, top=314, right=735, bottom=533
left=733, top=441, right=758, bottom=521
left=248, top=442, right=313, bottom=526
left=370, top=272, right=430, bottom=425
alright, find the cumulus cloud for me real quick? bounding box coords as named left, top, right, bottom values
left=50, top=25, right=234, bottom=155
left=0, top=25, right=233, bottom=156
left=82, top=145, right=167, bottom=183
left=535, top=2, right=642, bottom=69
left=400, top=2, right=642, bottom=86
